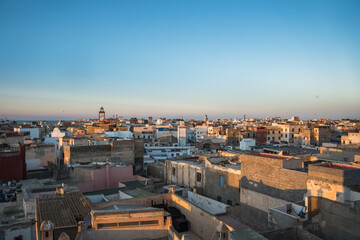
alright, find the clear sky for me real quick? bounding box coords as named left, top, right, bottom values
left=0, top=0, right=359, bottom=120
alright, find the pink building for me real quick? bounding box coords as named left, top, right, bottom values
left=72, top=165, right=148, bottom=193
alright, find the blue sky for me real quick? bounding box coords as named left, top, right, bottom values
left=0, top=0, right=359, bottom=120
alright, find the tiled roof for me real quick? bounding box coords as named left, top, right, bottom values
left=36, top=191, right=92, bottom=229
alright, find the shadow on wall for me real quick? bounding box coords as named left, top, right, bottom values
left=240, top=176, right=307, bottom=202
left=228, top=176, right=308, bottom=232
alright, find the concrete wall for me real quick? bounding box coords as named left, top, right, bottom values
left=164, top=160, right=206, bottom=192
left=203, top=164, right=241, bottom=206
left=240, top=188, right=289, bottom=213
left=262, top=227, right=322, bottom=240
left=147, top=161, right=164, bottom=180
left=78, top=228, right=168, bottom=240
left=307, top=164, right=360, bottom=203
left=268, top=209, right=298, bottom=230
left=71, top=165, right=148, bottom=193
left=240, top=155, right=308, bottom=203
left=0, top=135, right=24, bottom=146
left=187, top=191, right=228, bottom=215
left=111, top=139, right=134, bottom=165
left=0, top=220, right=36, bottom=240
left=170, top=194, right=230, bottom=240
left=319, top=147, right=359, bottom=162
left=95, top=193, right=232, bottom=240
left=306, top=196, right=360, bottom=240
left=64, top=144, right=111, bottom=165
left=26, top=143, right=55, bottom=169
left=133, top=139, right=144, bottom=174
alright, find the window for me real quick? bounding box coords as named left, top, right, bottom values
left=227, top=200, right=232, bottom=205
left=285, top=134, right=288, bottom=138
left=197, top=172, right=201, bottom=182
left=118, top=222, right=139, bottom=227
left=172, top=168, right=176, bottom=176
left=219, top=175, right=224, bottom=187
left=140, top=220, right=159, bottom=225
left=217, top=196, right=222, bottom=202
left=98, top=223, right=118, bottom=229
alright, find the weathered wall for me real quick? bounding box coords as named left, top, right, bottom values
left=147, top=161, right=164, bottom=180
left=228, top=203, right=268, bottom=231
left=111, top=139, right=134, bottom=165
left=306, top=197, right=360, bottom=240
left=170, top=194, right=229, bottom=240
left=240, top=188, right=289, bottom=213
left=268, top=206, right=300, bottom=230
left=26, top=143, right=55, bottom=168
left=262, top=227, right=322, bottom=240
left=307, top=164, right=360, bottom=203
left=203, top=164, right=241, bottom=206
left=0, top=220, right=35, bottom=240
left=64, top=145, right=111, bottom=165
left=72, top=165, right=147, bottom=193
left=164, top=160, right=206, bottom=192
left=187, top=191, right=228, bottom=215
left=134, top=139, right=144, bottom=174
left=0, top=135, right=24, bottom=146
left=240, top=155, right=308, bottom=203
left=319, top=147, right=359, bottom=162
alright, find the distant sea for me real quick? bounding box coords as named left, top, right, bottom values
left=11, top=120, right=76, bottom=125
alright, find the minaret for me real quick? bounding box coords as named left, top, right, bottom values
left=178, top=123, right=187, bottom=146
left=204, top=114, right=208, bottom=122
left=99, top=107, right=105, bottom=121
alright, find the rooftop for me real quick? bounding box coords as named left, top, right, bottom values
left=249, top=152, right=293, bottom=160
left=36, top=190, right=92, bottom=229
left=315, top=162, right=360, bottom=170
left=92, top=205, right=160, bottom=214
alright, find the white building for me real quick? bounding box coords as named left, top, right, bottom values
left=144, top=146, right=194, bottom=161
left=195, top=126, right=207, bottom=142
left=133, top=126, right=155, bottom=141
left=156, top=126, right=177, bottom=139
left=177, top=125, right=187, bottom=146
left=104, top=131, right=133, bottom=139
left=51, top=127, right=66, bottom=138
left=14, top=127, right=40, bottom=139
left=240, top=138, right=256, bottom=151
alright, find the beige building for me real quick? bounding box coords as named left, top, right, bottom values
left=164, top=154, right=242, bottom=206
left=266, top=126, right=282, bottom=143
left=341, top=131, right=360, bottom=145
left=133, top=126, right=155, bottom=142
